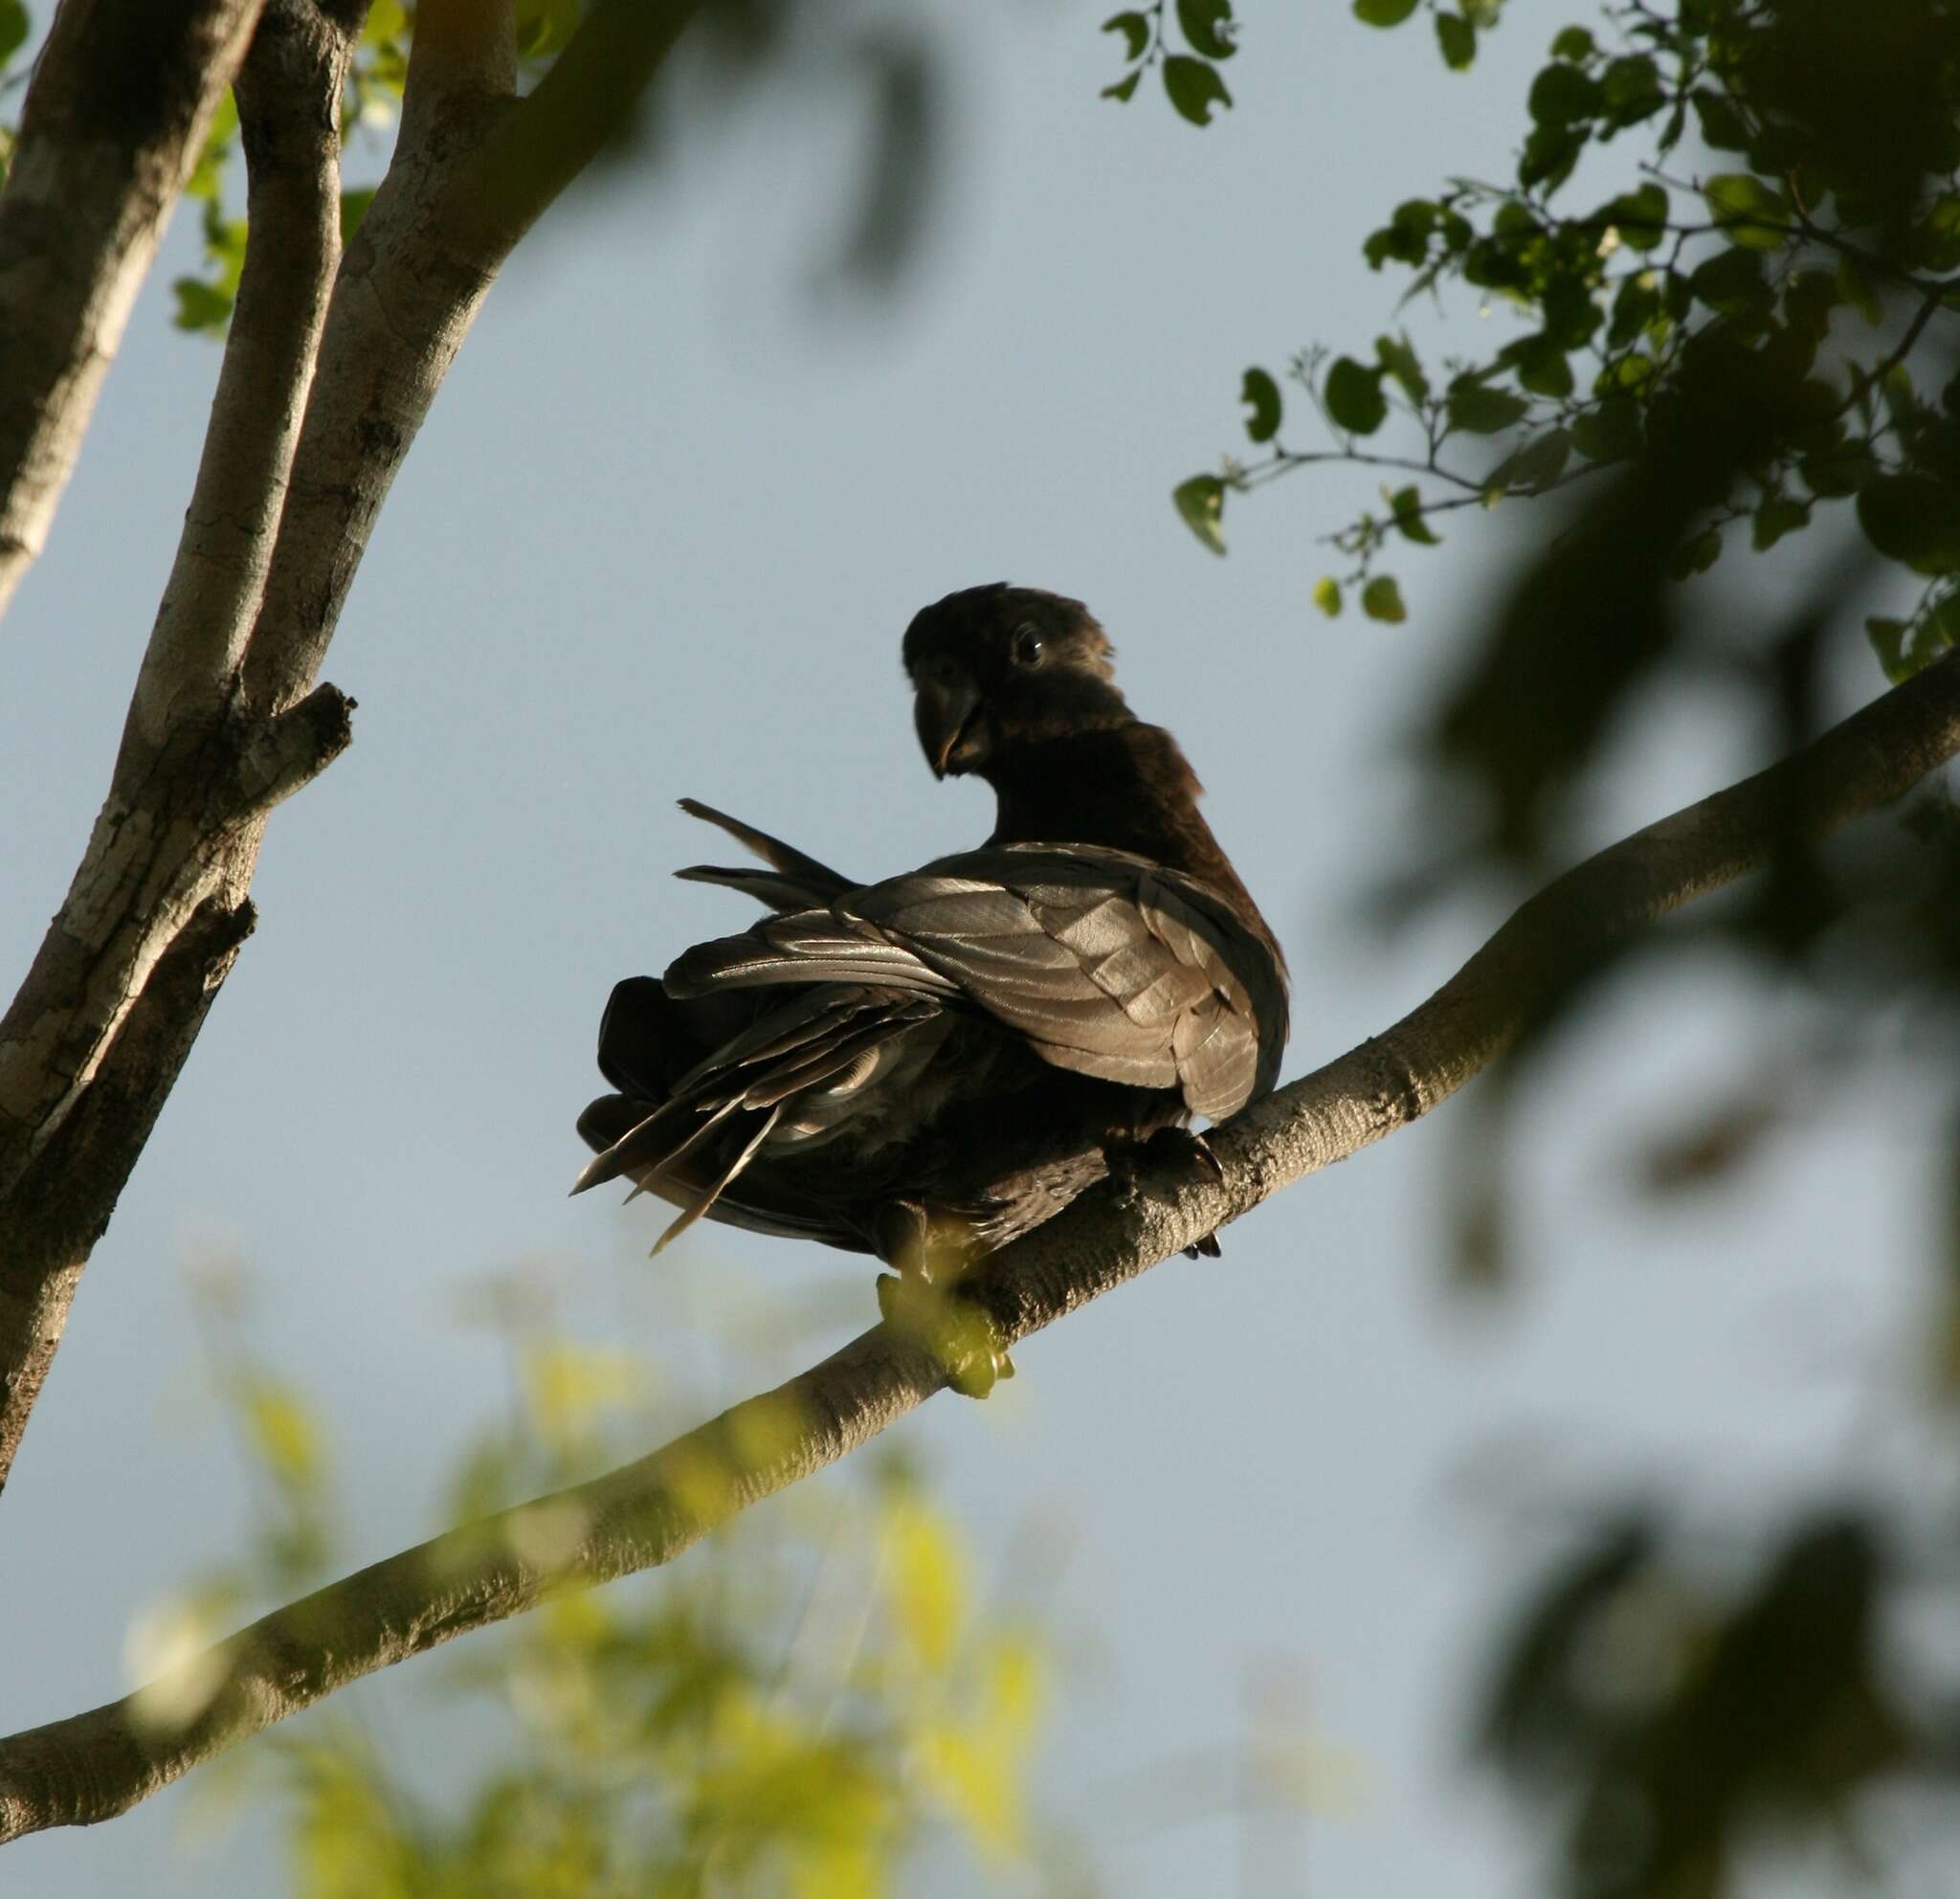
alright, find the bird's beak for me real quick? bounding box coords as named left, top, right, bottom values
left=915, top=677, right=982, bottom=779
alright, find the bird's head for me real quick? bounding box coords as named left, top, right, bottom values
left=902, top=583, right=1131, bottom=780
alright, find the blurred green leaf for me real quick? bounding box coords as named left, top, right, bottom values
left=1447, top=380, right=1529, bottom=434
left=1375, top=331, right=1430, bottom=403
left=1102, top=10, right=1149, bottom=61
left=0, top=0, right=26, bottom=64
left=1177, top=0, right=1236, bottom=60
left=1161, top=55, right=1231, bottom=125
left=1390, top=484, right=1439, bottom=544
left=339, top=189, right=375, bottom=243
left=1240, top=366, right=1282, bottom=442
left=1325, top=356, right=1389, bottom=434
left=1703, top=172, right=1793, bottom=250
left=1352, top=0, right=1419, bottom=24
left=1101, top=69, right=1142, bottom=102
left=1313, top=575, right=1344, bottom=616
left=1362, top=574, right=1407, bottom=621
left=170, top=279, right=234, bottom=336
left=1528, top=61, right=1600, bottom=127
left=1859, top=476, right=1960, bottom=575
left=1172, top=474, right=1228, bottom=554
left=1436, top=11, right=1476, bottom=70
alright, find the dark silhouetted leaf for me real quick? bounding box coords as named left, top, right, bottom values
left=0, top=0, right=26, bottom=64
left=1667, top=526, right=1723, bottom=578
left=1101, top=69, right=1142, bottom=101
left=1549, top=25, right=1594, bottom=61
left=1435, top=11, right=1475, bottom=70
left=1240, top=367, right=1281, bottom=442
left=1528, top=61, right=1600, bottom=127
left=1325, top=356, right=1389, bottom=434
left=1689, top=246, right=1771, bottom=315
left=340, top=189, right=376, bottom=243
left=1860, top=476, right=1960, bottom=574
left=1102, top=11, right=1149, bottom=60
left=1352, top=0, right=1418, bottom=24
left=1161, top=55, right=1232, bottom=125
left=1448, top=380, right=1529, bottom=435
left=1600, top=183, right=1668, bottom=251
left=1177, top=0, right=1236, bottom=60
left=1571, top=396, right=1642, bottom=461
left=1751, top=495, right=1810, bottom=550
left=1390, top=484, right=1439, bottom=544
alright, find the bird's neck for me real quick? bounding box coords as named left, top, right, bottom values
left=982, top=723, right=1274, bottom=935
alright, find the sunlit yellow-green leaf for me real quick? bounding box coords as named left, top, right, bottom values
left=880, top=1495, right=966, bottom=1669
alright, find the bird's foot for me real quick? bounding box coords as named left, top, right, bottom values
left=877, top=1272, right=1014, bottom=1399
left=1102, top=1127, right=1227, bottom=1259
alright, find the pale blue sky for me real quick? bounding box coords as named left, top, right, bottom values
left=0, top=5, right=1942, bottom=1895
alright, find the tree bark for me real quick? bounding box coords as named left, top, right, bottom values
left=0, top=0, right=264, bottom=620
left=0, top=0, right=706, bottom=1493
left=3, top=646, right=1954, bottom=1842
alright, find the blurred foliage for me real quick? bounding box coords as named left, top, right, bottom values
left=1144, top=8, right=1960, bottom=1895
left=1174, top=0, right=1960, bottom=686
left=157, top=0, right=953, bottom=338
left=151, top=1258, right=1075, bottom=1897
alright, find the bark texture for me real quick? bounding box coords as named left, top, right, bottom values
left=3, top=647, right=1954, bottom=1842
left=0, top=0, right=707, bottom=1493
left=0, top=0, right=264, bottom=619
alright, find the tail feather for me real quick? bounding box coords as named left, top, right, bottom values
left=650, top=1102, right=786, bottom=1256
left=677, top=798, right=854, bottom=898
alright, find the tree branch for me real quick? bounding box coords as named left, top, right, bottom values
left=0, top=0, right=264, bottom=622
left=121, top=0, right=362, bottom=756
left=4, top=648, right=1955, bottom=1841
left=0, top=0, right=700, bottom=1490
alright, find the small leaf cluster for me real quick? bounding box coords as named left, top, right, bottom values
left=1173, top=0, right=1960, bottom=676
left=1351, top=0, right=1504, bottom=77
left=1101, top=0, right=1237, bottom=126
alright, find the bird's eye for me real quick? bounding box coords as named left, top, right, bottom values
left=1011, top=622, right=1045, bottom=666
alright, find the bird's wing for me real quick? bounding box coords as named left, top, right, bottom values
left=666, top=844, right=1278, bottom=1122
left=572, top=980, right=940, bottom=1253
left=671, top=797, right=856, bottom=911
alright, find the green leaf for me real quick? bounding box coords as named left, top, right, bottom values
left=1751, top=495, right=1810, bottom=550
left=1102, top=11, right=1150, bottom=60
left=1312, top=576, right=1343, bottom=617
left=1600, top=183, right=1668, bottom=251
left=1571, top=395, right=1642, bottom=461
left=1859, top=476, right=1960, bottom=575
left=1435, top=11, right=1476, bottom=70
left=1361, top=575, right=1407, bottom=622
left=1352, top=0, right=1419, bottom=23
left=1703, top=173, right=1792, bottom=251
left=1161, top=55, right=1232, bottom=125
left=1797, top=441, right=1877, bottom=498
left=1177, top=0, right=1236, bottom=60
left=515, top=0, right=578, bottom=57
left=1375, top=331, right=1430, bottom=404
left=339, top=188, right=375, bottom=243
left=1240, top=367, right=1282, bottom=442
left=1688, top=245, right=1770, bottom=315
left=1325, top=357, right=1388, bottom=435
left=0, top=0, right=29, bottom=64
left=1527, top=61, right=1600, bottom=127
left=1599, top=54, right=1664, bottom=123
left=1389, top=484, right=1439, bottom=544
left=1549, top=25, right=1594, bottom=61
left=1172, top=475, right=1228, bottom=555
left=1503, top=333, right=1574, bottom=399
left=1690, top=85, right=1749, bottom=151
left=1488, top=428, right=1572, bottom=492
left=1667, top=527, right=1723, bottom=579
left=171, top=278, right=234, bottom=336
left=1101, top=69, right=1142, bottom=101
left=1446, top=380, right=1529, bottom=434
left=1865, top=615, right=1912, bottom=681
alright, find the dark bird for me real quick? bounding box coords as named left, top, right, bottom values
left=574, top=583, right=1288, bottom=1390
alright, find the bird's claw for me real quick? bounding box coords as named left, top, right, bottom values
left=1103, top=1127, right=1228, bottom=1258
left=877, top=1273, right=1014, bottom=1398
